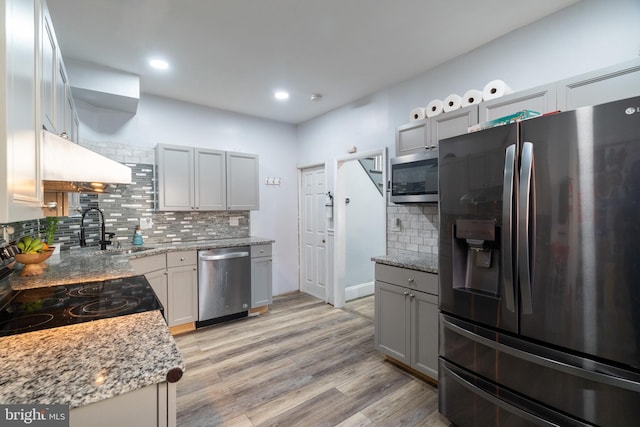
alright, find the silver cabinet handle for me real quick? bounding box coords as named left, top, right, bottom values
left=407, top=278, right=414, bottom=283
left=199, top=252, right=249, bottom=261
left=501, top=143, right=517, bottom=313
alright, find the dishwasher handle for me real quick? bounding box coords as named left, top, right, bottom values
left=199, top=251, right=249, bottom=261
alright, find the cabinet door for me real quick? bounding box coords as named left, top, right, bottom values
left=411, top=290, right=439, bottom=379
left=40, top=5, right=57, bottom=133
left=251, top=256, right=272, bottom=308
left=479, top=84, right=557, bottom=122
left=55, top=61, right=67, bottom=133
left=226, top=152, right=259, bottom=210
left=375, top=281, right=410, bottom=365
left=195, top=148, right=226, bottom=210
left=156, top=145, right=194, bottom=211
left=1, top=0, right=42, bottom=223
left=167, top=264, right=198, bottom=327
left=396, top=120, right=429, bottom=156
left=557, top=58, right=640, bottom=111
left=431, top=105, right=478, bottom=146
left=145, top=269, right=168, bottom=320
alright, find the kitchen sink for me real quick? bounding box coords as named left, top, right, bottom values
left=98, top=247, right=156, bottom=255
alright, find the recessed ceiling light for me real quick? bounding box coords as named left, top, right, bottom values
left=149, top=59, right=169, bottom=70
left=274, top=91, right=289, bottom=101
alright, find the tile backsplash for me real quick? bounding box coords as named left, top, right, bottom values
left=386, top=203, right=439, bottom=257
left=0, top=141, right=250, bottom=251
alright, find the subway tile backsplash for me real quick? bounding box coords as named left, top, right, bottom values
left=0, top=141, right=250, bottom=250
left=386, top=203, right=439, bottom=257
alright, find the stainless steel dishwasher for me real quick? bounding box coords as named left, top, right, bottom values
left=197, top=246, right=251, bottom=327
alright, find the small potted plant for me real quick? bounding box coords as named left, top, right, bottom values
left=45, top=216, right=60, bottom=255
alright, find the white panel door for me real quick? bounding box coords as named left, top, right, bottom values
left=300, top=166, right=326, bottom=299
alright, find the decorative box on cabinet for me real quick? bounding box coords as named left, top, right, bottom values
left=374, top=263, right=438, bottom=380
left=251, top=244, right=273, bottom=309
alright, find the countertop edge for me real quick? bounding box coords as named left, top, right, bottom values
left=371, top=255, right=439, bottom=274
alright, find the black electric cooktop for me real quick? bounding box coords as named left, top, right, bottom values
left=0, top=275, right=163, bottom=337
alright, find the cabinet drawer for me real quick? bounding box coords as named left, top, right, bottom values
left=167, top=250, right=197, bottom=267
left=130, top=254, right=166, bottom=275
left=251, top=244, right=272, bottom=258
left=375, top=263, right=438, bottom=295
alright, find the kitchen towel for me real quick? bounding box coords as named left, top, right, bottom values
left=426, top=99, right=444, bottom=117
left=462, top=89, right=483, bottom=107
left=483, top=80, right=513, bottom=101
left=410, top=107, right=426, bottom=121
left=443, top=94, right=463, bottom=112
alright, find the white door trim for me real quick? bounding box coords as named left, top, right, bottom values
left=332, top=147, right=387, bottom=308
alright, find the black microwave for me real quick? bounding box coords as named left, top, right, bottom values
left=390, top=151, right=438, bottom=203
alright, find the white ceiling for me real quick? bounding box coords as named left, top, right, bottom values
left=47, top=0, right=579, bottom=124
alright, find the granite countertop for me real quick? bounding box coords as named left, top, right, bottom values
left=0, top=310, right=184, bottom=409
left=9, top=236, right=275, bottom=290
left=1, top=236, right=273, bottom=409
left=371, top=253, right=439, bottom=274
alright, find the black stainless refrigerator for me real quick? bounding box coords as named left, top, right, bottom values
left=438, top=96, right=640, bottom=426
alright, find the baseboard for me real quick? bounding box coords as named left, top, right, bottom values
left=345, top=281, right=374, bottom=301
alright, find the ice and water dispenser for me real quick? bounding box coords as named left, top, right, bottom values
left=452, top=219, right=500, bottom=296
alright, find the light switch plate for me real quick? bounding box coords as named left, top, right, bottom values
left=139, top=217, right=153, bottom=229
left=229, top=217, right=239, bottom=226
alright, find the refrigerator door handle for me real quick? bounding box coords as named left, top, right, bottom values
left=501, top=144, right=516, bottom=312
left=518, top=141, right=534, bottom=314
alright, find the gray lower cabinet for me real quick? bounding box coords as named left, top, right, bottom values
left=166, top=251, right=198, bottom=327
left=70, top=382, right=176, bottom=427
left=374, top=263, right=438, bottom=380
left=130, top=251, right=198, bottom=328
left=251, top=244, right=272, bottom=308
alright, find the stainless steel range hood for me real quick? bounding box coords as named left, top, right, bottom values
left=42, top=130, right=132, bottom=193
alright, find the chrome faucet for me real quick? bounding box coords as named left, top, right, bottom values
left=79, top=208, right=115, bottom=250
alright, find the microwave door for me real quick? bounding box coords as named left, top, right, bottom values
left=390, top=153, right=438, bottom=203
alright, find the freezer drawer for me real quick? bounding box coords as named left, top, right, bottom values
left=439, top=359, right=591, bottom=427
left=440, top=314, right=640, bottom=426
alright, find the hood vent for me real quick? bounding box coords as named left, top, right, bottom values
left=42, top=130, right=132, bottom=193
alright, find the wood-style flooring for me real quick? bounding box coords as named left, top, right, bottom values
left=174, top=292, right=452, bottom=427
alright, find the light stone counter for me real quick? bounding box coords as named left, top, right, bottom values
left=9, top=236, right=275, bottom=290
left=0, top=310, right=184, bottom=409
left=371, top=253, right=439, bottom=274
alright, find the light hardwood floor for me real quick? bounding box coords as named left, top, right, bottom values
left=174, top=292, right=452, bottom=427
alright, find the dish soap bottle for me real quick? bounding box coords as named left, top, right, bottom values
left=132, top=225, right=144, bottom=246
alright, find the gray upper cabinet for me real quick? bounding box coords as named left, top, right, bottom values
left=396, top=119, right=429, bottom=156
left=195, top=148, right=226, bottom=210
left=156, top=144, right=195, bottom=210
left=431, top=105, right=478, bottom=145
left=479, top=84, right=557, bottom=122
left=557, top=58, right=640, bottom=111
left=397, top=106, right=479, bottom=156
left=226, top=152, right=259, bottom=210
left=156, top=144, right=259, bottom=211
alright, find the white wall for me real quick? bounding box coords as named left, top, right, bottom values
left=344, top=159, right=385, bottom=288
left=297, top=0, right=640, bottom=175
left=76, top=94, right=299, bottom=296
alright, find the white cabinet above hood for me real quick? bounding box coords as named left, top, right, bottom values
left=41, top=130, right=132, bottom=193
